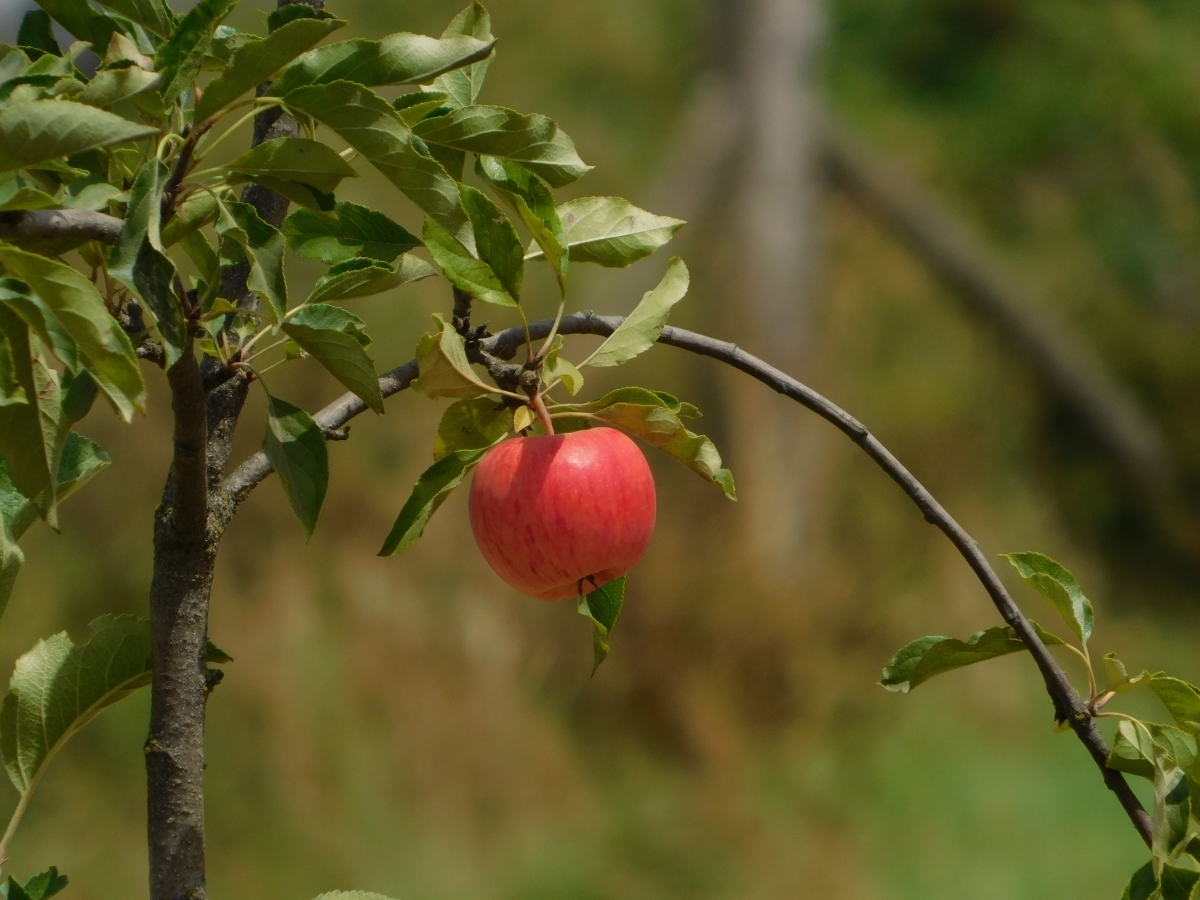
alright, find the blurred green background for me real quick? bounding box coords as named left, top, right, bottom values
left=3, top=0, right=1200, bottom=897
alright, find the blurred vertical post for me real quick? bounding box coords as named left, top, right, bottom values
left=721, top=0, right=827, bottom=576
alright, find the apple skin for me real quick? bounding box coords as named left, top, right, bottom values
left=469, top=427, right=656, bottom=601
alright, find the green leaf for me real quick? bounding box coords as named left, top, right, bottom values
left=262, top=396, right=328, bottom=539
left=423, top=216, right=515, bottom=307
left=214, top=199, right=287, bottom=323
left=0, top=174, right=58, bottom=213
left=2, top=431, right=110, bottom=547
left=267, top=4, right=335, bottom=32
left=312, top=894, right=399, bottom=900
left=306, top=255, right=434, bottom=305
left=32, top=0, right=118, bottom=51
left=414, top=105, right=590, bottom=188
left=180, top=229, right=219, bottom=285
left=0, top=275, right=77, bottom=371
left=577, top=575, right=625, bottom=673
left=541, top=335, right=583, bottom=395
left=194, top=15, right=345, bottom=122
left=1107, top=720, right=1198, bottom=782
left=283, top=201, right=421, bottom=265
left=154, top=0, right=238, bottom=102
left=0, top=308, right=63, bottom=525
left=15, top=866, right=68, bottom=900
left=431, top=3, right=494, bottom=109
left=411, top=314, right=494, bottom=400
left=1119, top=862, right=1157, bottom=900
left=583, top=257, right=688, bottom=368
left=460, top=184, right=523, bottom=302
left=0, top=100, right=156, bottom=175
left=1104, top=652, right=1152, bottom=694
left=18, top=11, right=61, bottom=58
left=475, top=156, right=567, bottom=295
left=879, top=623, right=1065, bottom=693
left=161, top=192, right=218, bottom=248
left=1152, top=676, right=1200, bottom=734
left=77, top=66, right=161, bottom=109
left=224, top=137, right=358, bottom=195
left=1159, top=865, right=1198, bottom=900
left=1154, top=749, right=1191, bottom=863
left=377, top=447, right=489, bottom=555
left=107, top=160, right=187, bottom=365
left=282, top=81, right=472, bottom=249
left=528, top=196, right=686, bottom=267
left=0, top=516, right=23, bottom=626
left=394, top=91, right=452, bottom=125
left=281, top=304, right=383, bottom=414
left=1001, top=552, right=1094, bottom=645
left=432, top=395, right=509, bottom=460
left=226, top=175, right=335, bottom=214
left=93, top=0, right=173, bottom=38
left=268, top=31, right=495, bottom=97
left=558, top=386, right=734, bottom=498
left=0, top=246, right=143, bottom=422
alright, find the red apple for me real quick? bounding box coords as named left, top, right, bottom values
left=469, top=427, right=657, bottom=601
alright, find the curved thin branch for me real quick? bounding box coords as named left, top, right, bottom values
left=0, top=209, right=123, bottom=243
left=219, top=312, right=1153, bottom=845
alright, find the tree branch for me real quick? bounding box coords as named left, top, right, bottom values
left=0, top=209, right=123, bottom=243
left=215, top=312, right=1154, bottom=845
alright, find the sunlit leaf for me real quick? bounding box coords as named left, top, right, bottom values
left=431, top=3, right=494, bottom=108
left=411, top=314, right=494, bottom=400
left=1002, top=552, right=1094, bottom=646
left=154, top=0, right=238, bottom=102
left=1104, top=653, right=1152, bottom=694
left=0, top=100, right=156, bottom=174
left=281, top=304, right=383, bottom=413
left=283, top=201, right=420, bottom=265
left=414, top=105, right=590, bottom=188
left=527, top=196, right=685, bottom=267
left=93, top=0, right=174, bottom=38
left=306, top=255, right=433, bottom=305
left=541, top=335, right=583, bottom=395
left=77, top=66, right=160, bottom=108
left=880, top=623, right=1065, bottom=693
left=475, top=156, right=566, bottom=295
left=262, top=396, right=328, bottom=539
left=583, top=257, right=687, bottom=368
left=282, top=81, right=472, bottom=249
left=194, top=15, right=345, bottom=122
left=161, top=192, right=218, bottom=248
left=460, top=184, right=523, bottom=301
left=1151, top=676, right=1200, bottom=734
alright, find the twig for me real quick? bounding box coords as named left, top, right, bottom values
left=215, top=312, right=1153, bottom=845
left=0, top=209, right=123, bottom=243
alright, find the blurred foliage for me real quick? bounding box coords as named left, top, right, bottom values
left=0, top=0, right=1197, bottom=898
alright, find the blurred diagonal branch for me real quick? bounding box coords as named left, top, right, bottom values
left=0, top=209, right=123, bottom=243
left=218, top=312, right=1154, bottom=847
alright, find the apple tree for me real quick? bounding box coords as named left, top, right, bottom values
left=0, top=1, right=1190, bottom=899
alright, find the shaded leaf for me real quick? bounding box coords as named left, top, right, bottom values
left=432, top=3, right=494, bottom=108
left=283, top=201, right=420, bottom=265
left=1159, top=865, right=1198, bottom=900
left=194, top=15, right=345, bottom=122
left=262, top=396, right=328, bottom=538
left=93, top=0, right=173, bottom=38
left=1154, top=750, right=1191, bottom=863
left=269, top=31, right=495, bottom=97
left=529, top=196, right=685, bottom=267
left=0, top=174, right=58, bottom=213
left=1119, top=862, right=1157, bottom=900
left=411, top=314, right=493, bottom=400
left=432, top=395, right=509, bottom=460
left=215, top=199, right=287, bottom=323
left=267, top=4, right=335, bottom=32
left=161, top=192, right=218, bottom=248
left=224, top=137, right=358, bottom=195
left=154, top=0, right=237, bottom=102
left=1002, top=552, right=1094, bottom=645
left=1107, top=720, right=1198, bottom=783
left=1105, top=653, right=1152, bottom=694
left=880, top=623, right=1065, bottom=693
left=281, top=304, right=383, bottom=414
left=0, top=516, right=23, bottom=626
left=424, top=216, right=515, bottom=307
left=0, top=275, right=77, bottom=370
left=577, top=575, right=625, bottom=673
left=14, top=866, right=68, bottom=900
left=17, top=11, right=60, bottom=58
left=394, top=91, right=452, bottom=125
left=475, top=156, right=567, bottom=295
left=312, top=894, right=399, bottom=900
left=226, top=174, right=335, bottom=214
left=282, top=81, right=472, bottom=249
left=30, top=0, right=118, bottom=52
left=556, top=387, right=735, bottom=498
left=414, top=104, right=590, bottom=188
left=377, top=447, right=489, bottom=556
left=0, top=100, right=156, bottom=174
left=77, top=64, right=160, bottom=108
left=306, top=255, right=433, bottom=305
left=583, top=257, right=687, bottom=367
left=460, top=184, right=523, bottom=302
left=107, top=160, right=187, bottom=365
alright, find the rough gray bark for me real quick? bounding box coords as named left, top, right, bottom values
left=145, top=3, right=320, bottom=897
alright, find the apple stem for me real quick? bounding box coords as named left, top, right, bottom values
left=530, top=392, right=556, bottom=435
